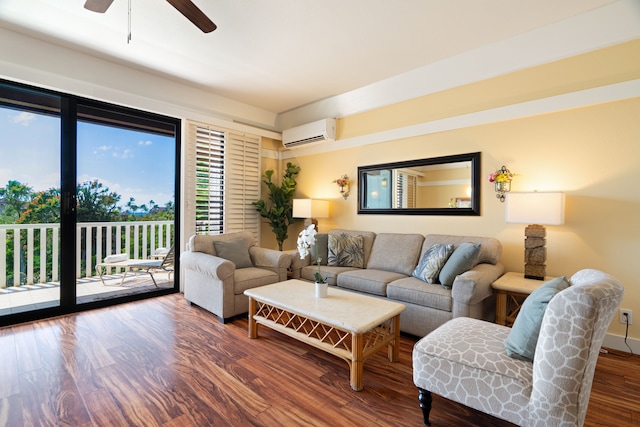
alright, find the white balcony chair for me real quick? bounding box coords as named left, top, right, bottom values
left=96, top=245, right=174, bottom=288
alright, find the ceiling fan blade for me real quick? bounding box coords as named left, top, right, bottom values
left=166, top=0, right=217, bottom=33
left=84, top=0, right=114, bottom=13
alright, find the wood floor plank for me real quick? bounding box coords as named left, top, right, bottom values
left=1, top=293, right=638, bottom=427
left=0, top=332, right=19, bottom=399
left=0, top=394, right=24, bottom=426
left=82, top=389, right=130, bottom=427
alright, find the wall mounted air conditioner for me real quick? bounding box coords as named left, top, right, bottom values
left=282, top=118, right=336, bottom=149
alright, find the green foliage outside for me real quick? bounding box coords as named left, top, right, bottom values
left=253, top=162, right=301, bottom=251
left=0, top=180, right=175, bottom=286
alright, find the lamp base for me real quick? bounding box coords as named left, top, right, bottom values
left=523, top=224, right=547, bottom=281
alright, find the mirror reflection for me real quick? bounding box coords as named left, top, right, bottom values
left=358, top=152, right=481, bottom=215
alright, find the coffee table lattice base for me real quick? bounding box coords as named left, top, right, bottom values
left=254, top=301, right=394, bottom=358
left=248, top=298, right=401, bottom=391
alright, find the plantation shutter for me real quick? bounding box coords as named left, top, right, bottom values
left=185, top=121, right=260, bottom=239
left=225, top=132, right=260, bottom=237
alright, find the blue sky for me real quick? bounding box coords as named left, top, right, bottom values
left=0, top=107, right=175, bottom=209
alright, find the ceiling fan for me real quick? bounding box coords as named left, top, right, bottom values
left=84, top=0, right=217, bottom=33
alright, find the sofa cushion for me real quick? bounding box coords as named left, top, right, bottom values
left=328, top=233, right=365, bottom=268
left=439, top=243, right=481, bottom=288
left=505, top=276, right=570, bottom=361
left=423, top=234, right=501, bottom=265
left=310, top=233, right=328, bottom=266
left=367, top=233, right=424, bottom=276
left=337, top=269, right=408, bottom=296
left=233, top=267, right=279, bottom=294
left=413, top=243, right=454, bottom=284
left=387, top=277, right=452, bottom=311
left=213, top=238, right=253, bottom=269
left=328, top=229, right=376, bottom=265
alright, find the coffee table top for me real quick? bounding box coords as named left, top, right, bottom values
left=244, top=280, right=405, bottom=333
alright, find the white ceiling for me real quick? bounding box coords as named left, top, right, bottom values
left=0, top=0, right=623, bottom=116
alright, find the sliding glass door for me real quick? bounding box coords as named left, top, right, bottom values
left=0, top=84, right=62, bottom=316
left=0, top=79, right=180, bottom=324
left=75, top=104, right=177, bottom=304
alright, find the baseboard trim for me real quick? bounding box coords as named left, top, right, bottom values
left=602, top=333, right=638, bottom=355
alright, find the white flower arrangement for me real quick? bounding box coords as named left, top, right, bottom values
left=296, top=224, right=325, bottom=283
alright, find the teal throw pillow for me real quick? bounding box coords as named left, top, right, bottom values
left=505, top=276, right=570, bottom=361
left=328, top=234, right=364, bottom=268
left=310, top=233, right=329, bottom=266
left=412, top=243, right=454, bottom=284
left=213, top=238, right=253, bottom=269
left=438, top=243, right=481, bottom=288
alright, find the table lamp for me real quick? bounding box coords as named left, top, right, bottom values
left=505, top=192, right=565, bottom=280
left=292, top=199, right=329, bottom=231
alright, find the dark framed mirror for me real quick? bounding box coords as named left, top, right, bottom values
left=357, top=152, right=481, bottom=215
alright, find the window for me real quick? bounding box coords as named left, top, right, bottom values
left=186, top=122, right=260, bottom=238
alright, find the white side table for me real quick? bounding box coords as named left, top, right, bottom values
left=492, top=272, right=554, bottom=326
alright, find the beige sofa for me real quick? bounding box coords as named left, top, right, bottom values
left=290, top=229, right=504, bottom=337
left=181, top=231, right=291, bottom=322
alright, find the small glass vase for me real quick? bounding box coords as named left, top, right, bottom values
left=315, top=282, right=328, bottom=298
left=495, top=181, right=511, bottom=193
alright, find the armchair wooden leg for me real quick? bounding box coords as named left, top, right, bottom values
left=418, top=387, right=432, bottom=426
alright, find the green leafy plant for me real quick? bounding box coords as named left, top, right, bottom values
left=253, top=162, right=301, bottom=251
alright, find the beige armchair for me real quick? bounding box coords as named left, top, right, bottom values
left=412, top=269, right=624, bottom=427
left=181, top=232, right=291, bottom=322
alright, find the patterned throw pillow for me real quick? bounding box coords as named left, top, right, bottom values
left=328, top=234, right=364, bottom=268
left=412, top=243, right=454, bottom=284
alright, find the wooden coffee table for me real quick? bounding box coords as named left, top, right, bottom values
left=244, top=280, right=405, bottom=391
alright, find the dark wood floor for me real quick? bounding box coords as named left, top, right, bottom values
left=1, top=293, right=638, bottom=427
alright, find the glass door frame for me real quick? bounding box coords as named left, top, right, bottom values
left=0, top=79, right=180, bottom=327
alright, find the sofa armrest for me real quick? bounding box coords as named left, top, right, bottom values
left=286, top=249, right=310, bottom=279
left=249, top=247, right=292, bottom=281
left=451, top=263, right=505, bottom=317
left=180, top=251, right=235, bottom=280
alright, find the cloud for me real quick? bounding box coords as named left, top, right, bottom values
left=112, top=148, right=133, bottom=159
left=11, top=112, right=36, bottom=126
left=138, top=140, right=153, bottom=146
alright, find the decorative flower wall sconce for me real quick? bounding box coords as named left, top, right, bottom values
left=489, top=166, right=515, bottom=202
left=333, top=174, right=350, bottom=200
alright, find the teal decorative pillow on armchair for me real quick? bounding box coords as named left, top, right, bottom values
left=505, top=276, right=570, bottom=361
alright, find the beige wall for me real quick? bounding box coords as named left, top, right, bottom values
left=278, top=40, right=640, bottom=347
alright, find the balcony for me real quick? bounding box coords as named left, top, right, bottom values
left=0, top=220, right=174, bottom=315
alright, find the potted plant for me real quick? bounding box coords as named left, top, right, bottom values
left=253, top=162, right=300, bottom=251
left=297, top=223, right=328, bottom=297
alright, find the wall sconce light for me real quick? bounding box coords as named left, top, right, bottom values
left=506, top=192, right=565, bottom=280
left=489, top=165, right=515, bottom=202
left=292, top=199, right=329, bottom=231
left=333, top=174, right=350, bottom=200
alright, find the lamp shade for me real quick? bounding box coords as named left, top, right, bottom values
left=292, top=199, right=329, bottom=219
left=505, top=192, right=565, bottom=225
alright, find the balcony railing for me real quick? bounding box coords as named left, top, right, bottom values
left=0, top=221, right=173, bottom=288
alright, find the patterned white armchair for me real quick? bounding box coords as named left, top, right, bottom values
left=412, top=269, right=624, bottom=427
